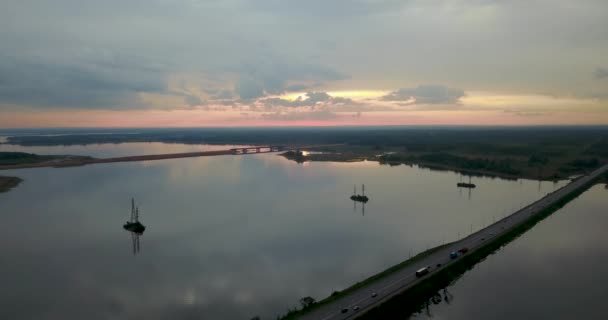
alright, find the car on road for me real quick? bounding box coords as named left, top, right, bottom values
left=353, top=306, right=360, bottom=311
left=371, top=292, right=378, bottom=298
left=450, top=251, right=458, bottom=259
left=415, top=267, right=430, bottom=277
left=458, top=247, right=469, bottom=254
left=341, top=308, right=348, bottom=314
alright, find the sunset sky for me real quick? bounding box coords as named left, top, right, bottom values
left=1, top=0, right=608, bottom=127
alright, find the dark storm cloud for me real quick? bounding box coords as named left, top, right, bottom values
left=382, top=85, right=465, bottom=104
left=595, top=67, right=608, bottom=79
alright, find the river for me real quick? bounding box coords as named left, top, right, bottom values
left=411, top=183, right=608, bottom=320
left=0, top=142, right=572, bottom=319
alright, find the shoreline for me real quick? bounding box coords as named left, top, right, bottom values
left=1, top=146, right=602, bottom=184
left=0, top=176, right=22, bottom=193
left=281, top=151, right=596, bottom=182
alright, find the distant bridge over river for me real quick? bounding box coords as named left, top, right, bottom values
left=0, top=144, right=346, bottom=170
left=0, top=145, right=296, bottom=170
left=230, top=146, right=285, bottom=154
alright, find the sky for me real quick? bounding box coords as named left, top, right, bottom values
left=1, top=0, right=608, bottom=127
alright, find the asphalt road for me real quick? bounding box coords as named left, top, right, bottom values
left=300, top=164, right=608, bottom=320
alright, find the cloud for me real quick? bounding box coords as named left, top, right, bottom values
left=212, top=90, right=234, bottom=100
left=183, top=94, right=204, bottom=107
left=595, top=67, right=608, bottom=79
left=258, top=91, right=354, bottom=108
left=0, top=52, right=168, bottom=109
left=235, top=77, right=265, bottom=100
left=381, top=85, right=465, bottom=104
left=233, top=59, right=347, bottom=100
left=261, top=110, right=337, bottom=121
left=1, top=0, right=608, bottom=116
left=504, top=109, right=553, bottom=117
left=247, top=0, right=402, bottom=18
left=285, top=84, right=309, bottom=92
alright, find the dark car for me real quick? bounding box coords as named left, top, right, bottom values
left=341, top=308, right=348, bottom=314
left=458, top=247, right=469, bottom=254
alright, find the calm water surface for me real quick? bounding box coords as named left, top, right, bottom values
left=412, top=184, right=608, bottom=320
left=0, top=142, right=249, bottom=158
left=0, top=143, right=569, bottom=319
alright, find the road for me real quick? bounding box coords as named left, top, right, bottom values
left=300, top=164, right=608, bottom=320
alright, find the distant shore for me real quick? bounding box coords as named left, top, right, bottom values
left=281, top=150, right=604, bottom=181
left=3, top=127, right=608, bottom=181
left=0, top=176, right=22, bottom=193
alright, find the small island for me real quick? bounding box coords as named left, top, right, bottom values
left=0, top=176, right=22, bottom=193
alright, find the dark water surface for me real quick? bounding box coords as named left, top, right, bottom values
left=412, top=184, right=608, bottom=320
left=0, top=143, right=571, bottom=319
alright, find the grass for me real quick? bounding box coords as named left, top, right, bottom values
left=357, top=176, right=600, bottom=319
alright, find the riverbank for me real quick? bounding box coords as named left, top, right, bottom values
left=0, top=176, right=22, bottom=193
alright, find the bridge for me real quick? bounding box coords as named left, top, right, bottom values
left=298, top=163, right=608, bottom=320
left=230, top=145, right=285, bottom=155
